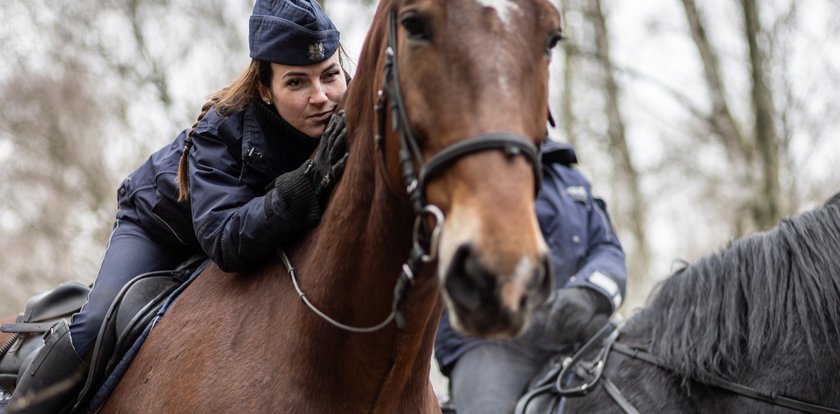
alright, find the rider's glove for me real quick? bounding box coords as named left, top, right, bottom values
left=308, top=111, right=349, bottom=206
left=264, top=111, right=349, bottom=231
left=544, top=287, right=611, bottom=345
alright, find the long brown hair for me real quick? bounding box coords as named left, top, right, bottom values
left=176, top=59, right=272, bottom=201
left=176, top=48, right=351, bottom=202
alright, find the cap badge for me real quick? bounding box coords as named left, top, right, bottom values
left=308, top=42, right=325, bottom=61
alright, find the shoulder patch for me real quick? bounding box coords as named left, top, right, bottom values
left=565, top=185, right=589, bottom=203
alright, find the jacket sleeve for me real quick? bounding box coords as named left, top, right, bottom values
left=563, top=196, right=627, bottom=312
left=188, top=123, right=296, bottom=273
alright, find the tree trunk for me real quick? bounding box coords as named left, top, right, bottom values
left=559, top=2, right=579, bottom=148
left=742, top=0, right=782, bottom=229
left=680, top=0, right=784, bottom=233
left=588, top=0, right=652, bottom=307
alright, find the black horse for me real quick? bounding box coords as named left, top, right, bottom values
left=560, top=196, right=840, bottom=413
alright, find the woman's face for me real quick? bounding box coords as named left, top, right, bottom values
left=266, top=52, right=347, bottom=138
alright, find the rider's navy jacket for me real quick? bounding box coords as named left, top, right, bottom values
left=434, top=141, right=627, bottom=374
left=116, top=101, right=318, bottom=272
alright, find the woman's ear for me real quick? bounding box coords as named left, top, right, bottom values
left=257, top=83, right=272, bottom=105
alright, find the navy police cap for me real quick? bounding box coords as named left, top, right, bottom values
left=249, top=0, right=340, bottom=65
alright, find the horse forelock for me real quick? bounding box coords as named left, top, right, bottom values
left=639, top=202, right=840, bottom=383
left=384, top=0, right=558, bottom=147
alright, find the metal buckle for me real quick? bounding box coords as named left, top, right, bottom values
left=412, top=204, right=445, bottom=263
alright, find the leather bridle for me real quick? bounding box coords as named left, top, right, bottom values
left=283, top=7, right=543, bottom=334
left=548, top=322, right=840, bottom=414
left=374, top=8, right=543, bottom=216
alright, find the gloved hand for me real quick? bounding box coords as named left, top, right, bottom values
left=309, top=111, right=349, bottom=205
left=544, top=287, right=612, bottom=345
left=264, top=111, right=349, bottom=230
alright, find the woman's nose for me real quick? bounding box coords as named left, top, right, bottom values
left=309, top=83, right=329, bottom=105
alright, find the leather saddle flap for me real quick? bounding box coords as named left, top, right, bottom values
left=22, top=282, right=90, bottom=324
left=0, top=282, right=90, bottom=391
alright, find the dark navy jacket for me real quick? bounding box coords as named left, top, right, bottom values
left=116, top=101, right=317, bottom=272
left=434, top=141, right=627, bottom=374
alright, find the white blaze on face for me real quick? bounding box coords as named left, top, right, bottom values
left=475, top=0, right=522, bottom=27
left=473, top=0, right=522, bottom=100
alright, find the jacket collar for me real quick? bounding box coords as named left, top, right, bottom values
left=240, top=100, right=319, bottom=178
left=241, top=102, right=278, bottom=177
left=541, top=139, right=578, bottom=166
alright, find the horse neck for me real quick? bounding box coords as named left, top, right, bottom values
left=281, top=9, right=443, bottom=404
left=285, top=111, right=442, bottom=409
left=278, top=7, right=442, bottom=412
left=289, top=1, right=429, bottom=330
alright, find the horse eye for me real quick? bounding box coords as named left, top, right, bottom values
left=401, top=13, right=431, bottom=41
left=545, top=32, right=564, bottom=55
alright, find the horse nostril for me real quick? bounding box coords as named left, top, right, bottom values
left=519, top=295, right=528, bottom=311
left=444, top=244, right=492, bottom=311
left=530, top=254, right=553, bottom=307
left=528, top=263, right=544, bottom=290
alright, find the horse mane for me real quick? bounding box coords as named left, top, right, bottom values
left=335, top=2, right=389, bottom=204
left=341, top=2, right=388, bottom=150
left=638, top=201, right=840, bottom=382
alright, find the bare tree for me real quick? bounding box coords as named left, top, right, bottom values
left=586, top=0, right=653, bottom=309
left=551, top=0, right=653, bottom=309
left=678, top=0, right=785, bottom=234
left=0, top=0, right=249, bottom=315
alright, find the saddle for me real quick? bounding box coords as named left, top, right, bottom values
left=0, top=255, right=206, bottom=412
left=0, top=282, right=91, bottom=392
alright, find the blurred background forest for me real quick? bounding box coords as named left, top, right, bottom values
left=1, top=0, right=838, bottom=394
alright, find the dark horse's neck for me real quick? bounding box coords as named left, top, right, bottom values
left=620, top=201, right=840, bottom=388
left=285, top=6, right=442, bottom=411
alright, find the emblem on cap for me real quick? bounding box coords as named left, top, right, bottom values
left=308, top=42, right=325, bottom=61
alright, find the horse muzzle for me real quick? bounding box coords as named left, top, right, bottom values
left=441, top=242, right=551, bottom=339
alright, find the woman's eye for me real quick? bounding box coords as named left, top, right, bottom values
left=287, top=79, right=302, bottom=87
left=324, top=70, right=340, bottom=80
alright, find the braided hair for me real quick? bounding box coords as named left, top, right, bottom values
left=175, top=60, right=273, bottom=202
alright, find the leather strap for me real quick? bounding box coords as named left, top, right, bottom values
left=419, top=133, right=541, bottom=194
left=1, top=323, right=56, bottom=333
left=601, top=375, right=641, bottom=414
left=556, top=321, right=618, bottom=397
left=612, top=342, right=840, bottom=414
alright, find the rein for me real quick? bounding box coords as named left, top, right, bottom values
left=281, top=8, right=542, bottom=334
left=609, top=343, right=840, bottom=414
left=558, top=325, right=840, bottom=414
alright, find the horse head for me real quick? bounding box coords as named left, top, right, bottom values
left=96, top=2, right=566, bottom=411
left=347, top=0, right=563, bottom=339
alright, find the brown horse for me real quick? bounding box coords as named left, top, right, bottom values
left=103, top=0, right=562, bottom=412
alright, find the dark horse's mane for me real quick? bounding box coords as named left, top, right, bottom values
left=637, top=197, right=840, bottom=382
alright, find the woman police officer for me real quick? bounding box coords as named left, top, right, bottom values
left=7, top=1, right=349, bottom=412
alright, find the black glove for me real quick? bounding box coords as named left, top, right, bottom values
left=264, top=111, right=349, bottom=230
left=309, top=111, right=349, bottom=205
left=544, top=287, right=612, bottom=345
